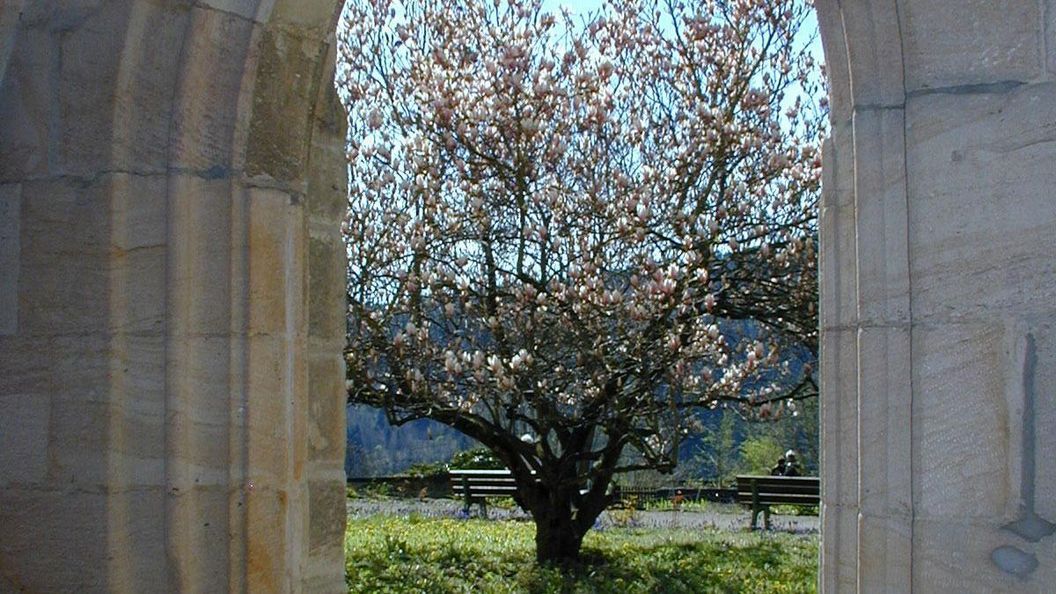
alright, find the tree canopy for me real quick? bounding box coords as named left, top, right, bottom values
left=338, top=0, right=825, bottom=564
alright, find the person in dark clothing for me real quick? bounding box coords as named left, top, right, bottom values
left=783, top=450, right=802, bottom=476
left=770, top=457, right=786, bottom=476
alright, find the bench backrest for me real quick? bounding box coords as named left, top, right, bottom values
left=734, top=475, right=820, bottom=506
left=449, top=469, right=520, bottom=499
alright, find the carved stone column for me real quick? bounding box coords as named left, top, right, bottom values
left=817, top=1, right=1056, bottom=591
left=0, top=1, right=347, bottom=591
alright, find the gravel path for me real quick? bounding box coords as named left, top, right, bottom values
left=347, top=498, right=818, bottom=534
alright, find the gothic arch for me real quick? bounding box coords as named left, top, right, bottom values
left=816, top=1, right=1056, bottom=591
left=1, top=1, right=348, bottom=591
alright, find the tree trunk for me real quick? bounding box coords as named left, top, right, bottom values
left=533, top=506, right=588, bottom=566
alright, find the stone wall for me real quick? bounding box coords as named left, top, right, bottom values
left=0, top=1, right=347, bottom=592
left=817, top=1, right=1056, bottom=591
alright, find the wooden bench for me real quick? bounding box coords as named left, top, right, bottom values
left=735, top=475, right=819, bottom=530
left=449, top=469, right=521, bottom=517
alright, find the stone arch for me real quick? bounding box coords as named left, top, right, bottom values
left=815, top=1, right=1056, bottom=591
left=2, top=1, right=1055, bottom=592
left=0, top=1, right=348, bottom=591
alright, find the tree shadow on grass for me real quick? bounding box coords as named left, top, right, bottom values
left=518, top=537, right=815, bottom=594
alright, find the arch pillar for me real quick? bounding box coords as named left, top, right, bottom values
left=816, top=0, right=1056, bottom=591
left=0, top=1, right=348, bottom=591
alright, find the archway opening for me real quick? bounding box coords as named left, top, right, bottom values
left=333, top=0, right=832, bottom=588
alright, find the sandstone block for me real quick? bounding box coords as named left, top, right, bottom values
left=308, top=479, right=345, bottom=551
left=106, top=488, right=170, bottom=592
left=167, top=484, right=237, bottom=592
left=167, top=175, right=235, bottom=336
left=0, top=26, right=56, bottom=180
left=1049, top=0, right=1056, bottom=76
left=840, top=1, right=905, bottom=108
left=18, top=177, right=110, bottom=337
left=244, top=25, right=326, bottom=183
left=820, top=328, right=858, bottom=507
left=245, top=334, right=297, bottom=482
left=913, top=518, right=1055, bottom=592
left=308, top=231, right=345, bottom=341
left=245, top=485, right=297, bottom=593
left=858, top=512, right=912, bottom=592
left=913, top=323, right=1014, bottom=520
left=0, top=182, right=19, bottom=335
left=247, top=186, right=303, bottom=336
left=270, top=0, right=342, bottom=29
left=814, top=0, right=851, bottom=123
left=0, top=488, right=109, bottom=592
left=198, top=0, right=261, bottom=22
left=308, top=352, right=346, bottom=462
left=906, top=82, right=1056, bottom=322
left=901, top=0, right=1040, bottom=93
left=857, top=326, right=911, bottom=516
left=0, top=393, right=49, bottom=485
left=819, top=503, right=857, bottom=594
left=819, top=204, right=857, bottom=332
left=852, top=106, right=909, bottom=326
left=170, top=6, right=256, bottom=173
left=306, top=141, right=348, bottom=223
left=108, top=2, right=189, bottom=174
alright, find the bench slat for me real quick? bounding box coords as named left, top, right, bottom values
left=734, top=475, right=820, bottom=508
left=739, top=492, right=819, bottom=500
left=450, top=469, right=522, bottom=503
left=449, top=478, right=518, bottom=486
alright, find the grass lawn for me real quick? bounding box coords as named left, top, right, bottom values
left=345, top=515, right=818, bottom=593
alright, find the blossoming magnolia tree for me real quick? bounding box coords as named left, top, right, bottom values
left=338, top=0, right=824, bottom=564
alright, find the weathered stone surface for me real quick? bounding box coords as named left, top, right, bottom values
left=108, top=2, right=189, bottom=174
left=858, top=512, right=912, bottom=591
left=106, top=488, right=171, bottom=592
left=819, top=502, right=857, bottom=594
left=913, top=518, right=1055, bottom=592
left=838, top=0, right=905, bottom=108
left=913, top=323, right=1012, bottom=519
left=170, top=6, right=255, bottom=173
left=244, top=25, right=327, bottom=183
left=0, top=25, right=56, bottom=180
left=857, top=327, right=912, bottom=514
left=819, top=204, right=856, bottom=331
left=820, top=4, right=1056, bottom=592
left=0, top=489, right=109, bottom=591
left=308, top=353, right=345, bottom=461
left=1049, top=0, right=1056, bottom=76
left=0, top=0, right=25, bottom=85
left=0, top=182, right=19, bottom=335
left=852, top=106, right=909, bottom=326
left=306, top=141, right=347, bottom=223
left=820, top=329, right=858, bottom=507
left=308, top=479, right=345, bottom=550
left=270, top=0, right=340, bottom=29
left=906, top=82, right=1056, bottom=322
left=901, top=0, right=1041, bottom=92
left=18, top=177, right=111, bottom=336
left=167, top=175, right=235, bottom=335
left=814, top=0, right=851, bottom=123
left=247, top=187, right=304, bottom=335
left=198, top=0, right=261, bottom=22
left=0, top=393, right=48, bottom=484
left=0, top=0, right=349, bottom=591
left=308, top=231, right=344, bottom=341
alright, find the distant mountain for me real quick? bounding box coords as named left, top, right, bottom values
left=344, top=319, right=816, bottom=478
left=345, top=405, right=475, bottom=476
